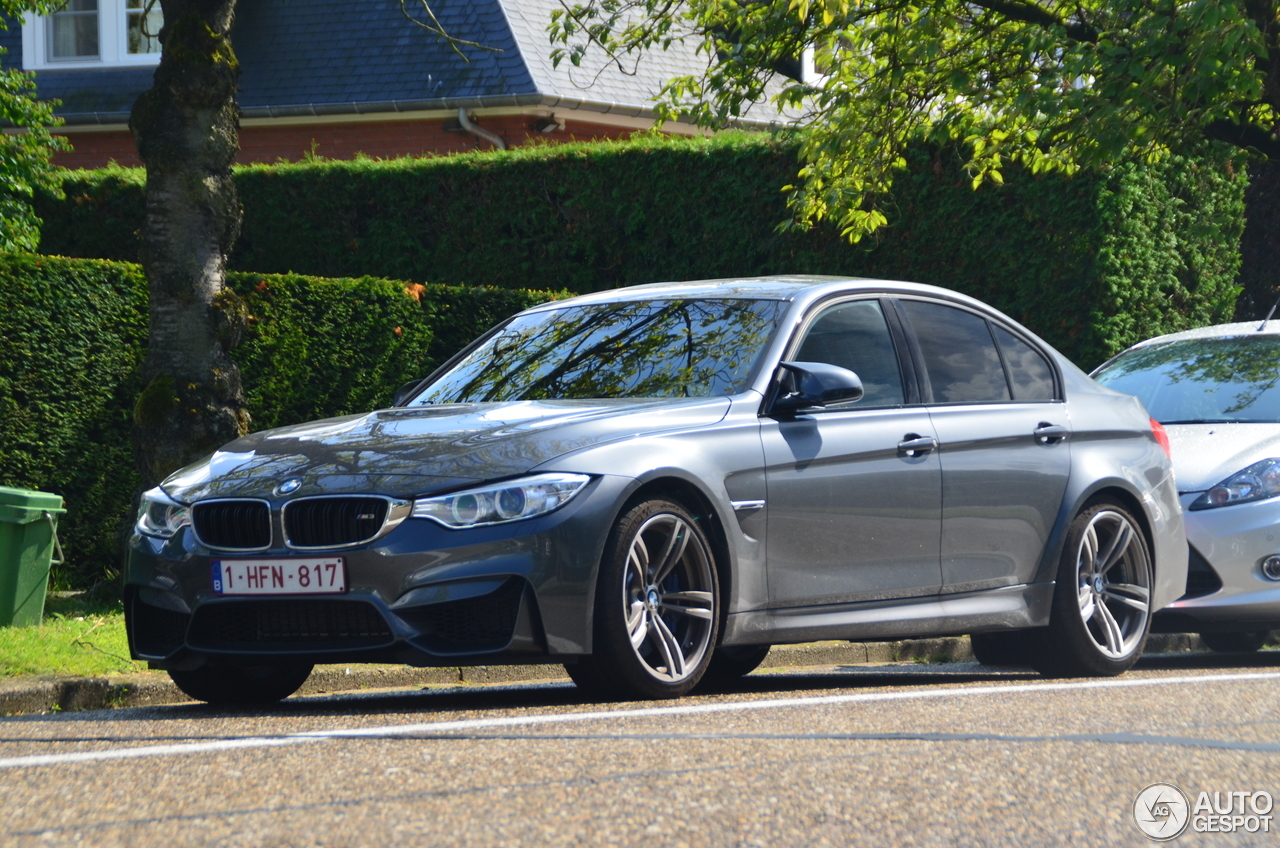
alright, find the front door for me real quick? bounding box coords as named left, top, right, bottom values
left=763, top=298, right=943, bottom=608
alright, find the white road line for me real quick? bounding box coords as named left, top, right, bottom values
left=3, top=671, right=1279, bottom=770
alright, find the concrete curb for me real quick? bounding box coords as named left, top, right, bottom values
left=0, top=633, right=1206, bottom=715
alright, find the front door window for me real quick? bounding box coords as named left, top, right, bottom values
left=764, top=298, right=942, bottom=607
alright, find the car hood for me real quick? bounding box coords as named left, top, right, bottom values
left=1165, top=423, right=1280, bottom=492
left=160, top=397, right=731, bottom=502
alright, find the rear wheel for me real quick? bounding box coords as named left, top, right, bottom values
left=1199, top=631, right=1272, bottom=653
left=168, top=660, right=314, bottom=705
left=570, top=499, right=719, bottom=700
left=1035, top=500, right=1153, bottom=677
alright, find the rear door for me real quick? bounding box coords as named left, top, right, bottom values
left=894, top=298, right=1071, bottom=594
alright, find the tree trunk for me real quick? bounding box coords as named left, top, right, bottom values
left=129, top=0, right=247, bottom=490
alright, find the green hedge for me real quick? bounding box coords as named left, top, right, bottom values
left=852, top=148, right=1246, bottom=366
left=0, top=254, right=560, bottom=586
left=225, top=273, right=550, bottom=431
left=37, top=134, right=1244, bottom=367
left=0, top=255, right=147, bottom=591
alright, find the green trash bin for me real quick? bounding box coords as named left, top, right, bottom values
left=0, top=486, right=65, bottom=627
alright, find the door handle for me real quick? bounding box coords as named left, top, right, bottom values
left=898, top=434, right=939, bottom=457
left=1034, top=423, right=1069, bottom=444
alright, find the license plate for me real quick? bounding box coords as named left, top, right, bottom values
left=212, top=558, right=346, bottom=595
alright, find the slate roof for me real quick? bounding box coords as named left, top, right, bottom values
left=4, top=0, right=784, bottom=126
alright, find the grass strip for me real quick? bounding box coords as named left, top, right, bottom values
left=0, top=595, right=152, bottom=678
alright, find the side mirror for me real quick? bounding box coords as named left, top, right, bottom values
left=771, top=361, right=864, bottom=414
left=392, top=379, right=423, bottom=407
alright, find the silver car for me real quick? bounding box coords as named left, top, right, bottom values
left=1093, top=322, right=1280, bottom=652
left=126, top=277, right=1186, bottom=703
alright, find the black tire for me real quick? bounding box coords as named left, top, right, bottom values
left=572, top=499, right=720, bottom=700
left=969, top=632, right=1036, bottom=667
left=1199, top=630, right=1272, bottom=653
left=701, top=644, right=772, bottom=683
left=168, top=660, right=314, bottom=705
left=1034, top=499, right=1153, bottom=678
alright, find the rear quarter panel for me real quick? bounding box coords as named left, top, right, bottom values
left=1049, top=364, right=1188, bottom=610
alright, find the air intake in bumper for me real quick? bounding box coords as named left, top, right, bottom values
left=1180, top=545, right=1223, bottom=600
left=187, top=599, right=395, bottom=652
left=396, top=578, right=532, bottom=654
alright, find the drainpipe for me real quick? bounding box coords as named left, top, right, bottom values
left=457, top=109, right=506, bottom=150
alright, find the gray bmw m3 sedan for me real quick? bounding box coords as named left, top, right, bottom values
left=125, top=277, right=1187, bottom=703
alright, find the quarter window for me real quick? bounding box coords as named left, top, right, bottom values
left=993, top=325, right=1056, bottom=400
left=794, top=299, right=905, bottom=408
left=900, top=300, right=1010, bottom=403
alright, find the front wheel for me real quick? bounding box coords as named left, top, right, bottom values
left=572, top=499, right=720, bottom=700
left=169, top=660, right=314, bottom=705
left=1034, top=500, right=1153, bottom=678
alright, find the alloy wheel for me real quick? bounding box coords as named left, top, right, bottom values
left=621, top=512, right=715, bottom=683
left=1073, top=509, right=1152, bottom=660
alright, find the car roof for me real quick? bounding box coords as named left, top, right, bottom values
left=524, top=275, right=999, bottom=311
left=1120, top=320, right=1280, bottom=351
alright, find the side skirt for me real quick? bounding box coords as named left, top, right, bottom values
left=720, top=583, right=1055, bottom=646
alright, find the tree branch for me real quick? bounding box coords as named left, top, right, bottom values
left=552, top=0, right=680, bottom=78
left=1203, top=118, right=1280, bottom=157
left=399, top=0, right=502, bottom=61
left=967, top=0, right=1098, bottom=43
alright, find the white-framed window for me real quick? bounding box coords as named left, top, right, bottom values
left=22, top=0, right=163, bottom=69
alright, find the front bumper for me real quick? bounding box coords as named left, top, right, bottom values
left=1152, top=493, right=1280, bottom=632
left=125, top=475, right=632, bottom=668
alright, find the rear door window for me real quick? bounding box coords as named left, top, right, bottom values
left=899, top=300, right=1010, bottom=403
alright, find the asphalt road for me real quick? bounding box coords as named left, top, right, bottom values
left=3, top=653, right=1280, bottom=848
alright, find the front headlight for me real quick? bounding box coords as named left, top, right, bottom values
left=1190, top=458, right=1280, bottom=510
left=136, top=487, right=192, bottom=538
left=411, top=473, right=591, bottom=529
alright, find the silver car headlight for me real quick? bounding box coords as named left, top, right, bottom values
left=136, top=487, right=192, bottom=538
left=1190, top=458, right=1280, bottom=510
left=411, top=473, right=591, bottom=528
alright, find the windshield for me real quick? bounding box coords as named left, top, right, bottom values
left=1093, top=335, right=1280, bottom=424
left=407, top=298, right=788, bottom=404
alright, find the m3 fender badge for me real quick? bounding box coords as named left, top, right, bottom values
left=274, top=478, right=303, bottom=496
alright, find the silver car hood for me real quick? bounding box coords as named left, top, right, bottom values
left=160, top=397, right=731, bottom=502
left=1165, top=423, right=1280, bottom=492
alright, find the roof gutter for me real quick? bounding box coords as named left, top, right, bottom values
left=52, top=93, right=781, bottom=130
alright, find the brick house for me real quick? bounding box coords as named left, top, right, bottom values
left=2, top=0, right=783, bottom=169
